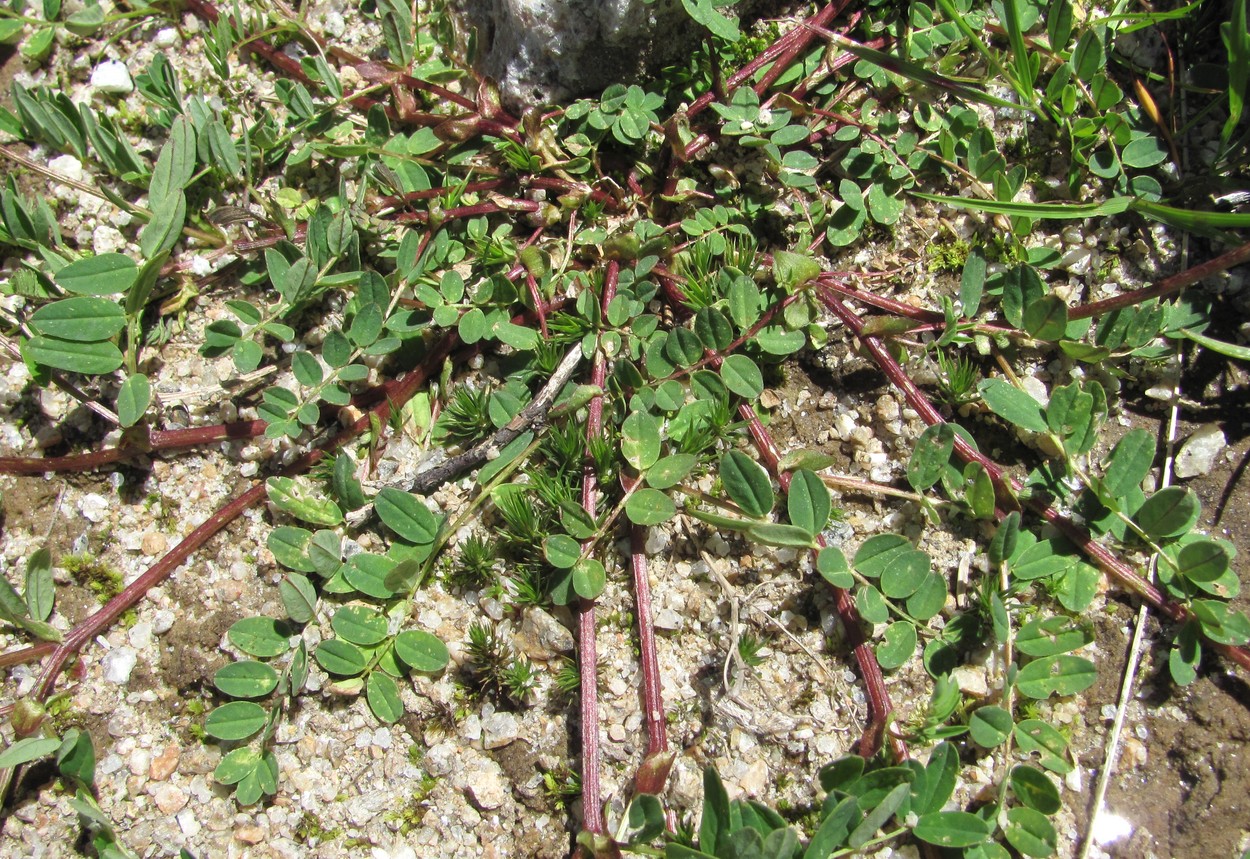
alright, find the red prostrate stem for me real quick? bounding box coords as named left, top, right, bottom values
left=723, top=361, right=905, bottom=761
left=817, top=287, right=1250, bottom=675
left=1068, top=238, right=1250, bottom=320
left=0, top=421, right=267, bottom=475
left=629, top=522, right=669, bottom=758
left=575, top=260, right=619, bottom=836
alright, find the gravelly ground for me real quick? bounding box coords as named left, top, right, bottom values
left=1, top=3, right=1250, bottom=858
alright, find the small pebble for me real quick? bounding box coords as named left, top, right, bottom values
left=149, top=744, right=180, bottom=781
left=79, top=493, right=110, bottom=523
left=142, top=532, right=168, bottom=556
left=102, top=647, right=137, bottom=684
left=90, top=59, right=134, bottom=94
left=151, top=783, right=188, bottom=815
left=1174, top=423, right=1225, bottom=479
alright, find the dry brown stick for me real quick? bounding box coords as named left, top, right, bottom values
left=403, top=345, right=582, bottom=494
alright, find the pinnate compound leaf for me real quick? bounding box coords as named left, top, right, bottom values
left=978, top=377, right=1048, bottom=432
left=393, top=630, right=449, bottom=672
left=720, top=450, right=773, bottom=517
left=205, top=701, right=267, bottom=741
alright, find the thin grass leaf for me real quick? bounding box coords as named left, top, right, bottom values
left=830, top=34, right=1026, bottom=112
left=913, top=192, right=1133, bottom=219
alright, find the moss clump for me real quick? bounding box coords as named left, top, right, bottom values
left=385, top=773, right=439, bottom=834
left=926, top=239, right=972, bottom=273
left=63, top=554, right=123, bottom=603
left=294, top=812, right=342, bottom=845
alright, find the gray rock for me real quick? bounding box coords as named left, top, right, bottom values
left=1174, top=423, right=1226, bottom=479
left=451, top=0, right=760, bottom=109
left=515, top=607, right=574, bottom=659
left=481, top=711, right=520, bottom=749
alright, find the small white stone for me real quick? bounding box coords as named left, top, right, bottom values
left=127, top=622, right=153, bottom=650
left=950, top=665, right=989, bottom=698
left=152, top=609, right=176, bottom=634
left=1174, top=423, right=1226, bottom=479
left=176, top=809, right=201, bottom=837
left=465, top=766, right=509, bottom=809
left=102, top=647, right=138, bottom=684
left=93, top=225, right=126, bottom=255
left=1020, top=375, right=1049, bottom=407
left=737, top=759, right=768, bottom=796
left=482, top=711, right=520, bottom=749
left=153, top=27, right=180, bottom=48
left=79, top=493, right=110, bottom=523
left=49, top=154, right=85, bottom=185
left=90, top=59, right=134, bottom=94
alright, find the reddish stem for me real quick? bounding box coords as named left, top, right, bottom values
left=375, top=179, right=509, bottom=212
left=575, top=260, right=619, bottom=835
left=685, top=2, right=850, bottom=120
left=730, top=370, right=904, bottom=761
left=390, top=198, right=540, bottom=224
left=629, top=523, right=669, bottom=758
left=1068, top=239, right=1250, bottom=321
left=0, top=421, right=267, bottom=475
left=817, top=288, right=1250, bottom=675
left=15, top=334, right=457, bottom=699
